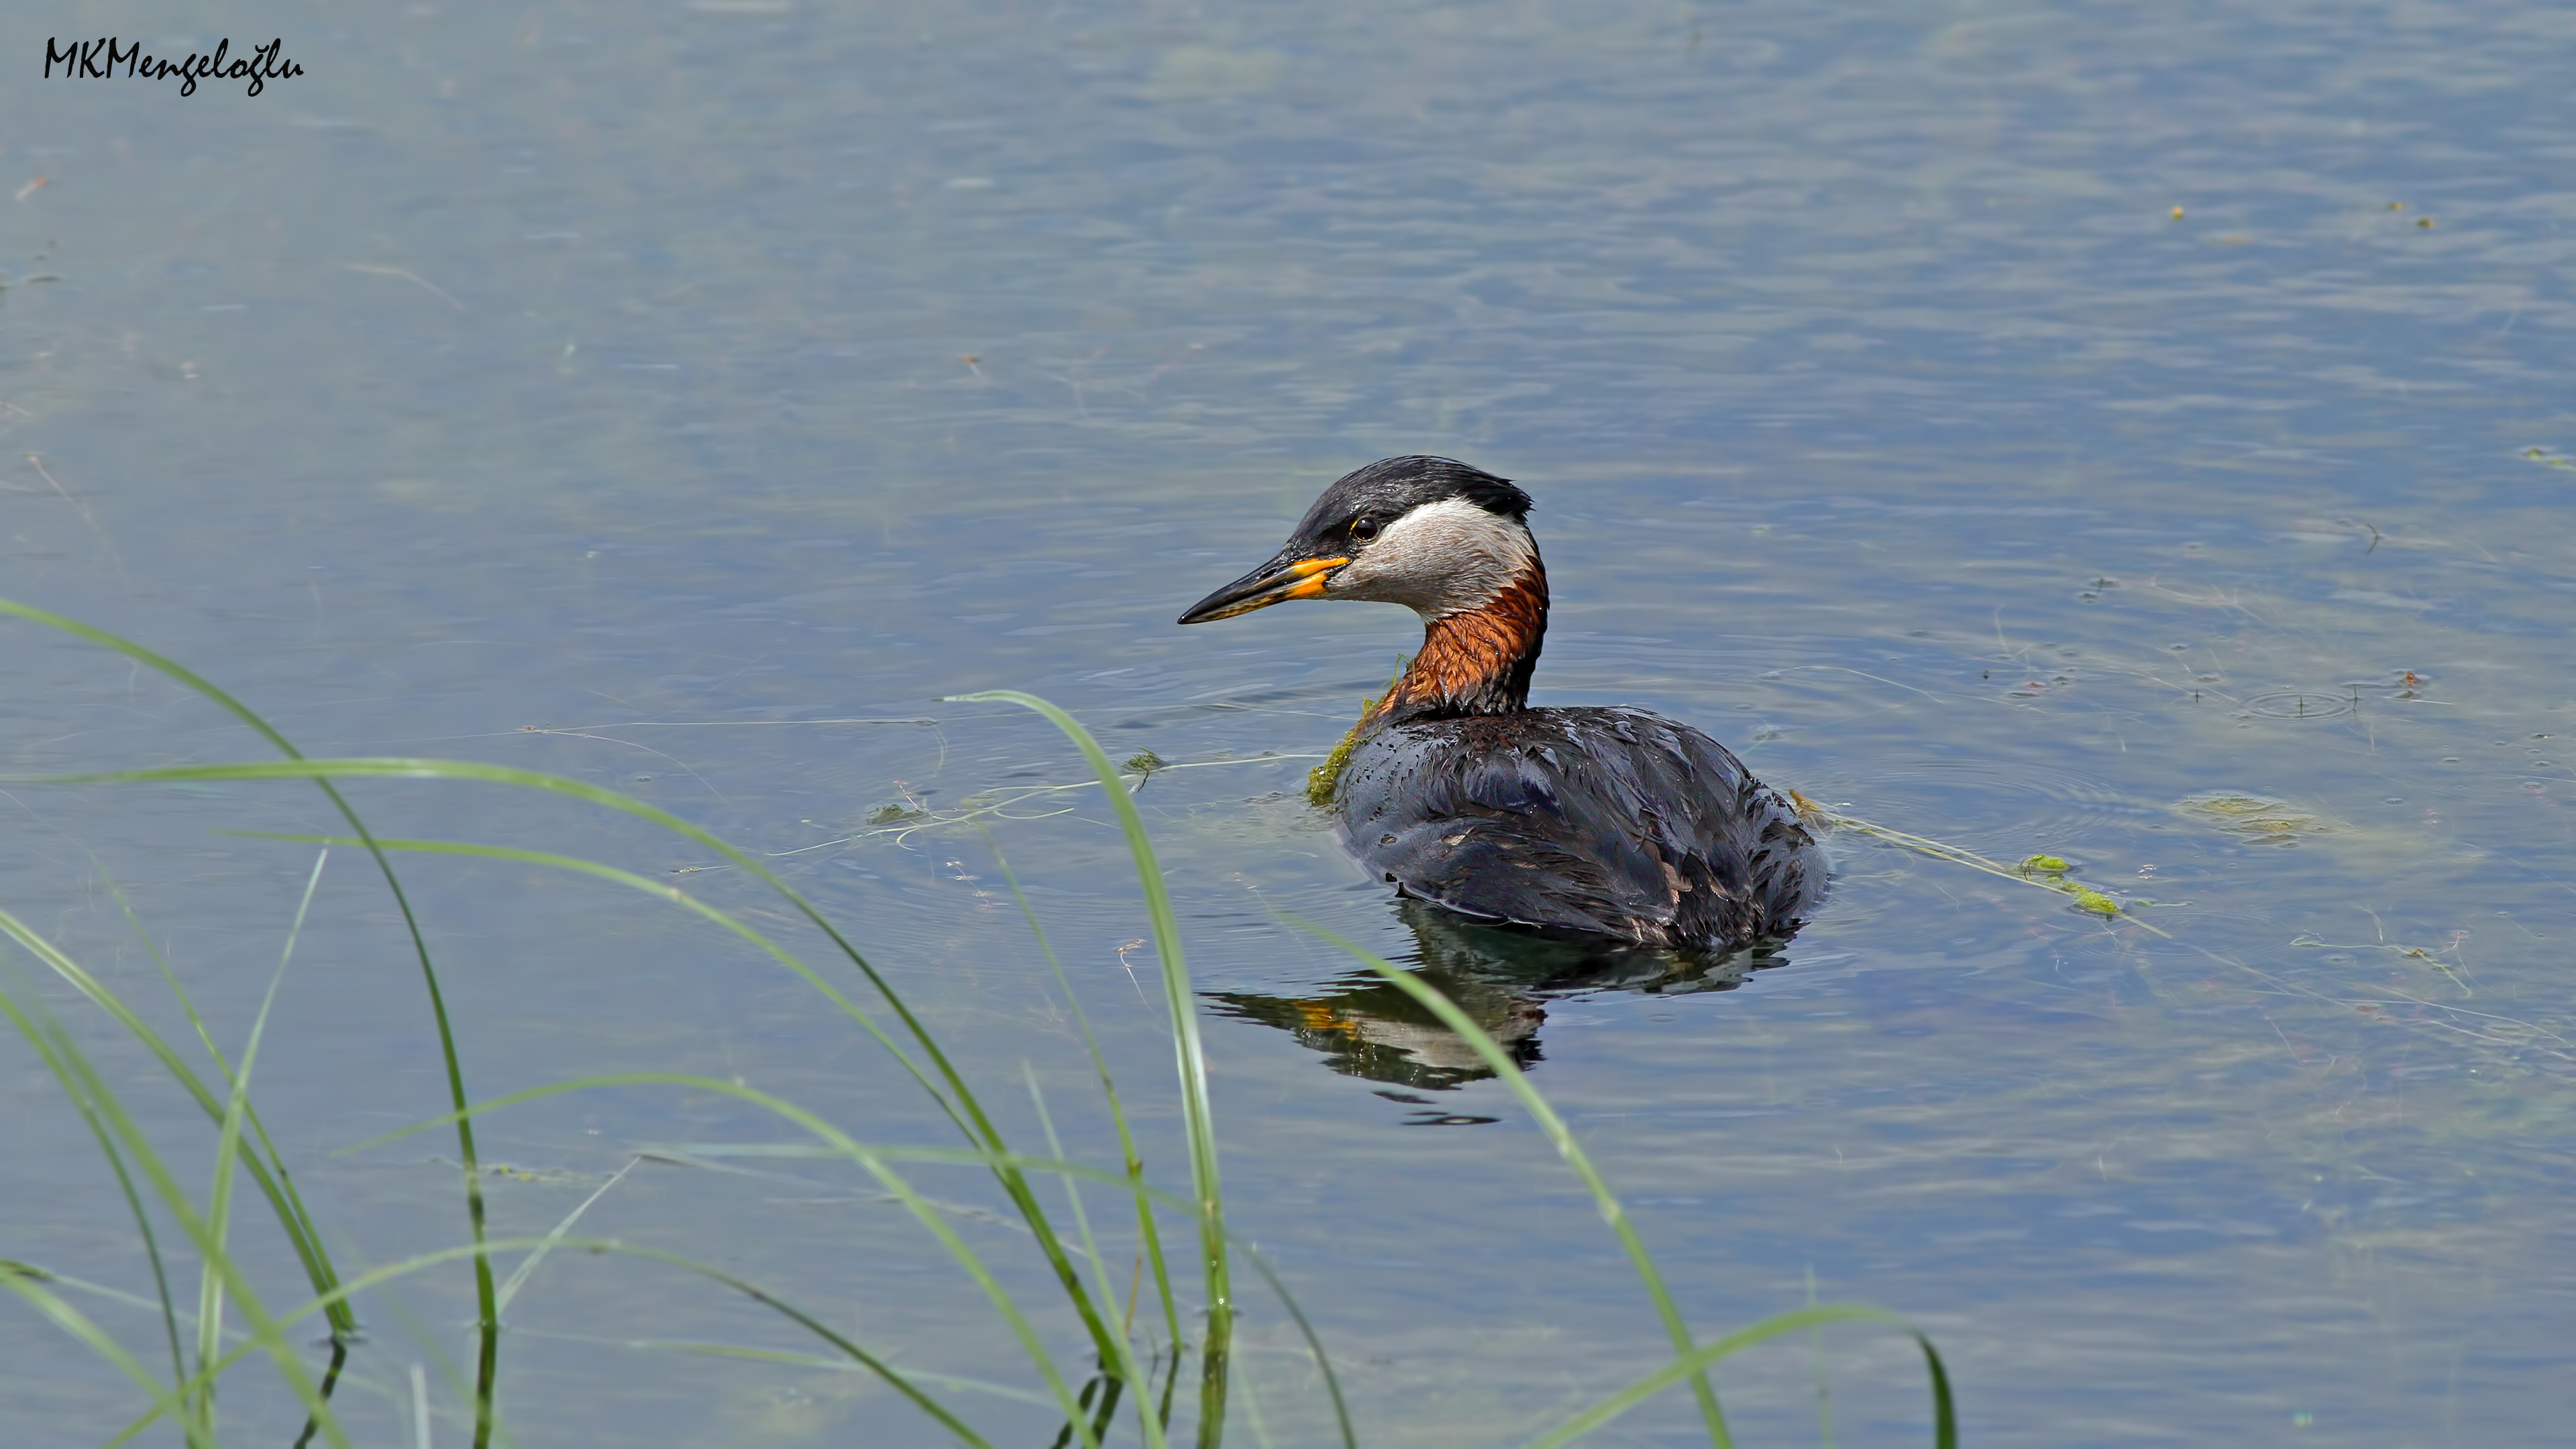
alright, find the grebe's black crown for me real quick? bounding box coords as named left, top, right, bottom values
left=1177, top=455, right=1539, bottom=627
left=1290, top=456, right=1532, bottom=542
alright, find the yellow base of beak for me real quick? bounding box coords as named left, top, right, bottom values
left=1178, top=553, right=1350, bottom=623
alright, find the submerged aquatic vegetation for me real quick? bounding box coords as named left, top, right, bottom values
left=2176, top=790, right=2339, bottom=843
left=0, top=602, right=1954, bottom=1448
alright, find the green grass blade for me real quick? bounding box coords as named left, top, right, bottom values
left=982, top=828, right=1185, bottom=1385
left=644, top=1142, right=1356, bottom=1449
left=1022, top=1065, right=1108, bottom=1328
left=0, top=599, right=499, bottom=1446
left=513, top=1336, right=1062, bottom=1411
left=0, top=967, right=352, bottom=1448
left=195, top=848, right=325, bottom=1424
left=1518, top=1305, right=1955, bottom=1449
left=649, top=1131, right=1346, bottom=1448
left=19, top=753, right=1130, bottom=1377
left=1285, top=914, right=1729, bottom=1446
left=183, top=1235, right=1000, bottom=1443
left=415, top=1112, right=1447, bottom=1449
left=100, top=868, right=359, bottom=1340
left=0, top=980, right=198, bottom=1436
left=947, top=692, right=1234, bottom=1447
left=1237, top=1247, right=1356, bottom=1449
left=8, top=1264, right=205, bottom=1320
left=5, top=893, right=353, bottom=1340
left=1025, top=1063, right=1169, bottom=1449
left=221, top=1223, right=1017, bottom=1448
left=345, top=1237, right=997, bottom=1448
left=230, top=830, right=958, bottom=1130
left=341, top=1071, right=1104, bottom=1445
left=1, top=1266, right=209, bottom=1448
left=222, top=819, right=1128, bottom=1386
left=496, top=1157, right=639, bottom=1315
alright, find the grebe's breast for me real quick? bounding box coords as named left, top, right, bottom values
left=1333, top=706, right=1827, bottom=951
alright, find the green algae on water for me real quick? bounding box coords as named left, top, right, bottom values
left=2016, top=855, right=2118, bottom=914
left=1305, top=703, right=1378, bottom=808
left=1305, top=732, right=1361, bottom=807
left=2066, top=884, right=2121, bottom=917
left=1307, top=660, right=1406, bottom=808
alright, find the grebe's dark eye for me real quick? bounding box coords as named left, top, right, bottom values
left=1350, top=516, right=1381, bottom=543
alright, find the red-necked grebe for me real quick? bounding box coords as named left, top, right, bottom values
left=1178, top=455, right=1825, bottom=951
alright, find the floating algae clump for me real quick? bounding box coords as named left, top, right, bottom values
left=2067, top=884, right=2121, bottom=917
left=1305, top=696, right=1382, bottom=806
left=1307, top=661, right=1405, bottom=808
left=1305, top=731, right=1362, bottom=807
left=2022, top=855, right=2120, bottom=916
left=2017, top=854, right=2118, bottom=914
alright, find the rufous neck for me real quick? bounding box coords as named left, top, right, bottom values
left=1378, top=567, right=1549, bottom=720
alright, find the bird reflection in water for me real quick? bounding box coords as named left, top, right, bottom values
left=1206, top=900, right=1788, bottom=1124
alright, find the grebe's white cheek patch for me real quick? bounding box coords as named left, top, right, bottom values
left=1330, top=497, right=1537, bottom=619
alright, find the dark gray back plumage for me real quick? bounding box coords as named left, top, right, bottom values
left=1334, top=706, right=1825, bottom=949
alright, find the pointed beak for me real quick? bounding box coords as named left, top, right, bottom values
left=1177, top=549, right=1351, bottom=625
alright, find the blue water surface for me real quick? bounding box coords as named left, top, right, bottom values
left=3, top=2, right=2571, bottom=1444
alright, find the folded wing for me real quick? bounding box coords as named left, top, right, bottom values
left=1336, top=707, right=1825, bottom=949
